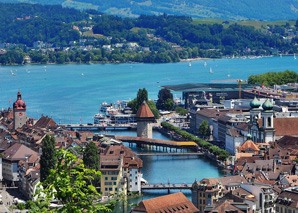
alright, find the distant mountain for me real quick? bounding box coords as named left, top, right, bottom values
left=2, top=0, right=298, bottom=21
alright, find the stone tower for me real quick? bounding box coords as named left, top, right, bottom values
left=135, top=101, right=155, bottom=138
left=13, top=91, right=27, bottom=130
left=260, top=98, right=275, bottom=143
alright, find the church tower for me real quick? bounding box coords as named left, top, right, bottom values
left=13, top=91, right=27, bottom=130
left=136, top=101, right=155, bottom=138
left=249, top=96, right=261, bottom=142
left=260, top=99, right=275, bottom=143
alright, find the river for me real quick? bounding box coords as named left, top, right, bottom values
left=96, top=130, right=227, bottom=212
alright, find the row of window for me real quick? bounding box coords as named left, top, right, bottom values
left=105, top=176, right=117, bottom=180
left=104, top=182, right=117, bottom=186
left=101, top=171, right=118, bottom=175
left=105, top=187, right=117, bottom=191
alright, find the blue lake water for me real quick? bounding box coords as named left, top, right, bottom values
left=1, top=56, right=297, bottom=211
left=1, top=56, right=297, bottom=124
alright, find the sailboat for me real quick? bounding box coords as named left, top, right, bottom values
left=189, top=62, right=192, bottom=67
left=280, top=54, right=283, bottom=58
left=204, top=61, right=207, bottom=67
left=294, top=54, right=296, bottom=60
left=209, top=67, right=213, bottom=74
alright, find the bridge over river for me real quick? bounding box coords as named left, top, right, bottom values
left=114, top=135, right=198, bottom=151
left=136, top=152, right=203, bottom=156
left=141, top=183, right=192, bottom=193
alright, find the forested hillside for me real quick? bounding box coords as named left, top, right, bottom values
left=0, top=3, right=298, bottom=65
left=2, top=0, right=298, bottom=21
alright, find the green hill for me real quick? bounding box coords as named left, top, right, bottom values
left=2, top=0, right=298, bottom=21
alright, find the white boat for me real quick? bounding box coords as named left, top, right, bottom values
left=280, top=54, right=282, bottom=58
left=100, top=102, right=113, bottom=113
left=294, top=54, right=296, bottom=60
left=81, top=73, right=84, bottom=76
left=204, top=61, right=207, bottom=67
left=94, top=113, right=106, bottom=124
left=209, top=67, right=213, bottom=73
left=189, top=62, right=192, bottom=67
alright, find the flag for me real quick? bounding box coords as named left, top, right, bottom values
left=9, top=99, right=11, bottom=104
left=117, top=100, right=120, bottom=104
left=261, top=84, right=264, bottom=89
left=80, top=117, right=82, bottom=123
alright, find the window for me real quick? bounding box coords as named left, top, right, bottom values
left=105, top=177, right=108, bottom=180
left=111, top=177, right=117, bottom=180
left=135, top=182, right=137, bottom=185
left=105, top=188, right=108, bottom=191
left=114, top=182, right=116, bottom=185
left=109, top=188, right=112, bottom=191
left=268, top=117, right=271, bottom=127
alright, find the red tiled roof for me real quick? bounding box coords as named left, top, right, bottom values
left=135, top=101, right=154, bottom=118
left=240, top=140, right=260, bottom=152
left=132, top=192, right=199, bottom=213
left=274, top=118, right=298, bottom=136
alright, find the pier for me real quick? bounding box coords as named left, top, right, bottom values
left=60, top=123, right=137, bottom=131
left=114, top=135, right=198, bottom=151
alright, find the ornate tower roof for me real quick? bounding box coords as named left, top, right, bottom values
left=136, top=101, right=154, bottom=119
left=250, top=96, right=260, bottom=109
left=262, top=99, right=273, bottom=111
left=13, top=91, right=26, bottom=110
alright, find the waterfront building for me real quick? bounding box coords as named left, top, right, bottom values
left=136, top=101, right=155, bottom=138
left=99, top=144, right=143, bottom=197
left=13, top=91, right=27, bottom=130
left=191, top=175, right=247, bottom=212
left=131, top=192, right=199, bottom=213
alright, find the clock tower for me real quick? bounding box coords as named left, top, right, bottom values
left=13, top=91, right=27, bottom=130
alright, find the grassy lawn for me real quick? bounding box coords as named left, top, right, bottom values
left=192, top=18, right=296, bottom=29
left=83, top=30, right=105, bottom=38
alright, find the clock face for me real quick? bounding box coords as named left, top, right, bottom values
left=18, top=112, right=23, bottom=117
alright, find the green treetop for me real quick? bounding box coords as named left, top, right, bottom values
left=33, top=149, right=114, bottom=213
left=40, top=135, right=57, bottom=183
left=83, top=141, right=100, bottom=171
left=199, top=120, right=210, bottom=140
left=156, top=88, right=174, bottom=110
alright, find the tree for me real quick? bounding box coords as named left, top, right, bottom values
left=156, top=88, right=173, bottom=110
left=83, top=142, right=99, bottom=170
left=83, top=141, right=100, bottom=187
left=147, top=100, right=160, bottom=119
left=199, top=120, right=210, bottom=139
left=164, top=98, right=174, bottom=111
left=127, top=88, right=148, bottom=113
left=40, top=135, right=57, bottom=183
left=33, top=149, right=114, bottom=212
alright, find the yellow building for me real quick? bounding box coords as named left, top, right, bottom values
left=100, top=155, right=126, bottom=197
